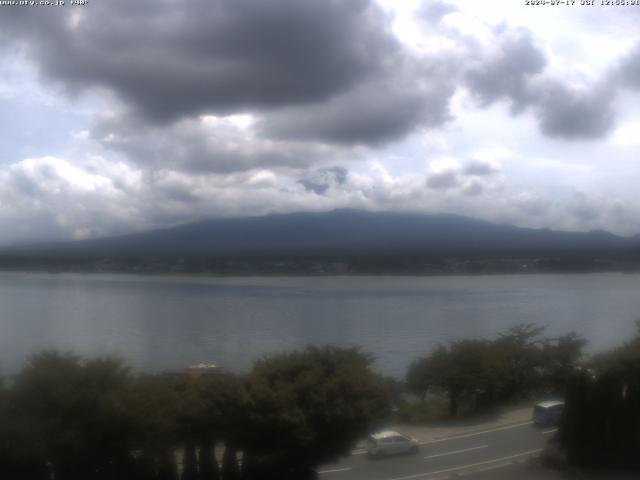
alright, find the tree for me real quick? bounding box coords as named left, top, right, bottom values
left=0, top=376, right=50, bottom=479
left=494, top=324, right=546, bottom=399
left=542, top=331, right=587, bottom=393
left=172, top=377, right=208, bottom=480
left=190, top=372, right=245, bottom=480
left=126, top=374, right=184, bottom=480
left=406, top=355, right=441, bottom=402
left=182, top=440, right=198, bottom=480
left=409, top=340, right=507, bottom=417
left=239, top=346, right=390, bottom=478
left=590, top=320, right=640, bottom=371
left=408, top=325, right=584, bottom=417
left=560, top=324, right=640, bottom=469
left=9, top=351, right=138, bottom=480
left=561, top=368, right=595, bottom=465
left=198, top=433, right=220, bottom=480
left=221, top=445, right=240, bottom=480
left=128, top=368, right=244, bottom=480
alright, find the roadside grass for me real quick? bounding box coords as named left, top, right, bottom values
left=394, top=395, right=450, bottom=423
left=393, top=388, right=561, bottom=425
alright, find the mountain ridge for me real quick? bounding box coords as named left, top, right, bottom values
left=2, top=209, right=639, bottom=265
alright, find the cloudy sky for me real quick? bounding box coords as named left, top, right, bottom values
left=1, top=0, right=639, bottom=245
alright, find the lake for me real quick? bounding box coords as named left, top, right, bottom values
left=1, top=272, right=639, bottom=377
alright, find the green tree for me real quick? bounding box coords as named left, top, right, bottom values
left=9, top=351, right=137, bottom=480
left=240, top=346, right=390, bottom=479
left=494, top=324, right=546, bottom=399
left=542, top=331, right=587, bottom=393
left=590, top=320, right=640, bottom=371
left=560, top=324, right=640, bottom=468
left=126, top=374, right=184, bottom=480
left=561, top=368, right=595, bottom=465
left=406, top=354, right=441, bottom=402
left=221, top=445, right=240, bottom=480
left=409, top=340, right=506, bottom=417
left=198, top=432, right=220, bottom=480
left=188, top=372, right=245, bottom=480
left=181, top=440, right=198, bottom=480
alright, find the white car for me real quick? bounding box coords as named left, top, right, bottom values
left=367, top=431, right=419, bottom=458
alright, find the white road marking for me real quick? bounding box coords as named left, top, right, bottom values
left=543, top=428, right=558, bottom=435
left=351, top=421, right=533, bottom=456
left=424, top=444, right=488, bottom=459
left=386, top=448, right=542, bottom=480
left=317, top=467, right=353, bottom=475
left=475, top=461, right=516, bottom=473
left=418, top=421, right=534, bottom=445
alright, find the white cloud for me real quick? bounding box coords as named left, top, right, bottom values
left=611, top=121, right=640, bottom=147
left=0, top=0, right=639, bottom=244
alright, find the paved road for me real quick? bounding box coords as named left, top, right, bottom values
left=318, top=421, right=557, bottom=480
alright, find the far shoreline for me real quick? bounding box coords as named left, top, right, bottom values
left=0, top=267, right=638, bottom=282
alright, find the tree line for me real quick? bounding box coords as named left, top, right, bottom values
left=560, top=321, right=640, bottom=469
left=406, top=323, right=640, bottom=469
left=4, top=321, right=637, bottom=478
left=0, top=347, right=390, bottom=480
left=406, top=324, right=586, bottom=416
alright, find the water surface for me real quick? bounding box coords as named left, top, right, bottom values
left=1, top=272, right=638, bottom=377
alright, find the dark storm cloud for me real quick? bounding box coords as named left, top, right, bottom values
left=462, top=180, right=484, bottom=196
left=0, top=0, right=465, bottom=149
left=466, top=27, right=546, bottom=113
left=464, top=159, right=499, bottom=176
left=466, top=26, right=617, bottom=140
left=260, top=85, right=427, bottom=146
left=0, top=0, right=398, bottom=122
left=89, top=112, right=349, bottom=173
left=515, top=194, right=549, bottom=217
left=619, top=41, right=640, bottom=91
left=259, top=57, right=456, bottom=145
left=533, top=81, right=616, bottom=140
left=568, top=193, right=600, bottom=222
left=426, top=170, right=458, bottom=189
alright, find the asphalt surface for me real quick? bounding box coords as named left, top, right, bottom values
left=317, top=421, right=557, bottom=480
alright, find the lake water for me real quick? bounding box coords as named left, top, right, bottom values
left=1, top=272, right=639, bottom=377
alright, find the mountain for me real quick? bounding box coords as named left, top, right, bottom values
left=2, top=210, right=639, bottom=267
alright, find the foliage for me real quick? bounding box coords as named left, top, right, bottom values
left=198, top=433, right=220, bottom=480
left=406, top=324, right=587, bottom=417
left=561, top=365, right=640, bottom=468
left=0, top=346, right=390, bottom=480
left=221, top=445, right=240, bottom=480
left=240, top=346, right=390, bottom=478
left=407, top=339, right=506, bottom=416
left=395, top=394, right=449, bottom=423
left=0, top=328, right=597, bottom=477
left=2, top=351, right=137, bottom=479
left=589, top=320, right=640, bottom=371
left=542, top=331, right=588, bottom=393
left=560, top=324, right=640, bottom=468
left=406, top=350, right=444, bottom=402
left=494, top=323, right=546, bottom=398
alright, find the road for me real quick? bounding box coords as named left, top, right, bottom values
left=318, top=421, right=557, bottom=480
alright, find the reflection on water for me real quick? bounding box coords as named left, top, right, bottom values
left=1, top=272, right=639, bottom=377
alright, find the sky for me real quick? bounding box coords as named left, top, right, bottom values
left=0, top=0, right=639, bottom=245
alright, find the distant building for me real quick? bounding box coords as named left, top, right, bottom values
left=168, top=363, right=221, bottom=381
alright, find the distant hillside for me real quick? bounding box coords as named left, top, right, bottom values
left=1, top=210, right=640, bottom=273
